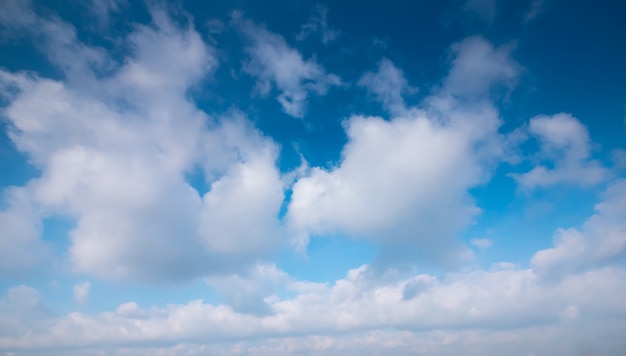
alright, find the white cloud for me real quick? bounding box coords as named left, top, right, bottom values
left=0, top=187, right=49, bottom=276
left=613, top=148, right=626, bottom=170
left=0, top=4, right=285, bottom=282
left=287, top=37, right=517, bottom=266
left=3, top=180, right=626, bottom=353
left=73, top=282, right=90, bottom=305
left=85, top=0, right=124, bottom=28
left=2, top=263, right=626, bottom=354
left=531, top=179, right=626, bottom=280
left=443, top=36, right=521, bottom=98
left=239, top=17, right=341, bottom=118
left=470, top=238, right=492, bottom=249
left=358, top=58, right=417, bottom=115
left=513, top=113, right=609, bottom=189
left=1, top=4, right=624, bottom=355
left=0, top=0, right=110, bottom=86
left=198, top=142, right=284, bottom=259
left=204, top=263, right=293, bottom=316
left=0, top=285, right=52, bottom=338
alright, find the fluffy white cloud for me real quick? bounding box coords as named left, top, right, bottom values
left=239, top=16, right=341, bottom=118
left=0, top=4, right=285, bottom=282
left=514, top=113, right=609, bottom=189
left=2, top=264, right=625, bottom=354
left=531, top=179, right=626, bottom=280
left=287, top=37, right=518, bottom=266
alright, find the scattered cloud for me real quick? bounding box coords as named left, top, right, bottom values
left=0, top=3, right=285, bottom=283
left=0, top=0, right=110, bottom=84
left=297, top=4, right=339, bottom=44
left=239, top=17, right=341, bottom=118
left=0, top=2, right=624, bottom=354
left=84, top=0, right=125, bottom=28
left=442, top=36, right=521, bottom=98
left=287, top=36, right=518, bottom=267
left=470, top=238, right=493, bottom=249
left=4, top=182, right=625, bottom=353
left=524, top=0, right=545, bottom=23
left=612, top=148, right=626, bottom=171
left=358, top=58, right=417, bottom=115
left=531, top=179, right=626, bottom=280
left=513, top=113, right=609, bottom=189
left=2, top=263, right=626, bottom=354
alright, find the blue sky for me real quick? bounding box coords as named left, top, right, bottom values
left=0, top=0, right=625, bottom=354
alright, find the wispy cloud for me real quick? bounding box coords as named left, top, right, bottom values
left=238, top=16, right=341, bottom=118
left=297, top=4, right=339, bottom=44
left=512, top=113, right=609, bottom=189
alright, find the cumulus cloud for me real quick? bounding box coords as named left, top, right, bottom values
left=513, top=113, right=609, bottom=189
left=2, top=160, right=626, bottom=354
left=2, top=264, right=626, bottom=354
left=287, top=37, right=517, bottom=267
left=239, top=17, right=341, bottom=118
left=1, top=3, right=624, bottom=354
left=0, top=3, right=285, bottom=282
left=531, top=179, right=626, bottom=280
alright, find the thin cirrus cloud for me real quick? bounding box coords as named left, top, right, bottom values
left=296, top=4, right=339, bottom=45
left=0, top=0, right=624, bottom=355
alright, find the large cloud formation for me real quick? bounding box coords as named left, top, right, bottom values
left=0, top=1, right=625, bottom=355
left=287, top=37, right=518, bottom=266
left=0, top=2, right=284, bottom=282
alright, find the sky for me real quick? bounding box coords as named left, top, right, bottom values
left=0, top=0, right=625, bottom=354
